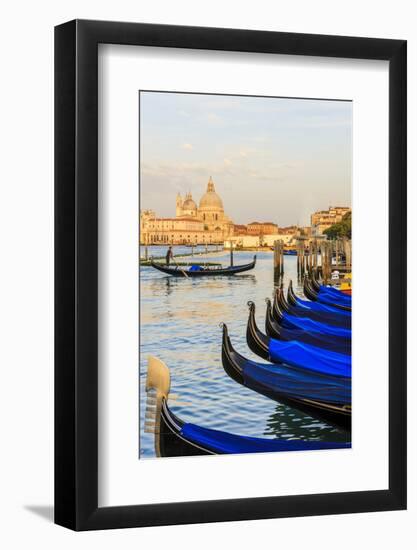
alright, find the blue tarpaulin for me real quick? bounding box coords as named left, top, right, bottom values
left=281, top=313, right=352, bottom=339
left=318, top=286, right=351, bottom=305
left=287, top=304, right=351, bottom=328
left=181, top=423, right=350, bottom=454
left=279, top=326, right=351, bottom=355
left=294, top=295, right=351, bottom=317
left=268, top=338, right=351, bottom=377
left=243, top=361, right=351, bottom=404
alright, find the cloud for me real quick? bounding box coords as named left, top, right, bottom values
left=182, top=143, right=193, bottom=150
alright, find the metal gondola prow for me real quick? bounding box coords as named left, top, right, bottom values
left=265, top=298, right=282, bottom=340
left=146, top=356, right=172, bottom=456
left=277, top=287, right=291, bottom=313
left=287, top=279, right=298, bottom=306
left=272, top=289, right=285, bottom=323
left=246, top=301, right=270, bottom=360
left=221, top=323, right=245, bottom=385
left=303, top=275, right=319, bottom=301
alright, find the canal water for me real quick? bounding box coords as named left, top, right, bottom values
left=139, top=246, right=349, bottom=458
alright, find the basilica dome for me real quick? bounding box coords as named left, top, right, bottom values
left=182, top=195, right=197, bottom=212
left=199, top=177, right=224, bottom=211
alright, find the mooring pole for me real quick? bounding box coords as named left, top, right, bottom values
left=296, top=240, right=300, bottom=277
left=230, top=243, right=234, bottom=267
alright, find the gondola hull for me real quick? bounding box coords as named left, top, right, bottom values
left=158, top=400, right=212, bottom=457
left=223, top=324, right=351, bottom=431
left=246, top=302, right=351, bottom=377
left=276, top=287, right=351, bottom=328
left=265, top=298, right=351, bottom=355
left=150, top=256, right=256, bottom=277
left=158, top=398, right=350, bottom=457
left=147, top=357, right=350, bottom=458
left=303, top=278, right=351, bottom=311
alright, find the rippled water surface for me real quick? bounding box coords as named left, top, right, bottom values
left=139, top=246, right=348, bottom=458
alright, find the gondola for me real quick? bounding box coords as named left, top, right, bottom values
left=304, top=275, right=351, bottom=302
left=272, top=292, right=352, bottom=339
left=311, top=269, right=352, bottom=301
left=150, top=255, right=256, bottom=277
left=222, top=324, right=351, bottom=430
left=246, top=302, right=351, bottom=377
left=303, top=277, right=351, bottom=311
left=265, top=298, right=352, bottom=354
left=318, top=283, right=352, bottom=304
left=146, top=356, right=350, bottom=457
left=275, top=287, right=351, bottom=328
left=287, top=280, right=350, bottom=317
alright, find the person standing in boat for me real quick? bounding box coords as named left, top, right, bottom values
left=166, top=246, right=174, bottom=265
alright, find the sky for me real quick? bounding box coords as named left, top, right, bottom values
left=140, top=92, right=352, bottom=226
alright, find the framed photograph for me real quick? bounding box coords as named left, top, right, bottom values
left=55, top=20, right=406, bottom=530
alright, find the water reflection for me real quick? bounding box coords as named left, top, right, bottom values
left=139, top=248, right=349, bottom=458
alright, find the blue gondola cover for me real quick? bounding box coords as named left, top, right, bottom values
left=318, top=286, right=351, bottom=305
left=282, top=314, right=352, bottom=339
left=294, top=295, right=351, bottom=317
left=181, top=423, right=350, bottom=454
left=268, top=338, right=351, bottom=377
left=243, top=361, right=351, bottom=404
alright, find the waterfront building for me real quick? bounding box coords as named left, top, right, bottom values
left=278, top=225, right=298, bottom=235
left=232, top=224, right=248, bottom=236
left=311, top=206, right=351, bottom=236
left=140, top=177, right=234, bottom=245
left=247, top=221, right=279, bottom=236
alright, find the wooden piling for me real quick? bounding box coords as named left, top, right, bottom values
left=345, top=239, right=352, bottom=271
left=274, top=240, right=284, bottom=280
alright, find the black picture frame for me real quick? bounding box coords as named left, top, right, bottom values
left=55, top=19, right=407, bottom=531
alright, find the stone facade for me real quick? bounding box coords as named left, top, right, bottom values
left=140, top=177, right=234, bottom=245
left=247, top=221, right=279, bottom=235
left=311, top=206, right=351, bottom=236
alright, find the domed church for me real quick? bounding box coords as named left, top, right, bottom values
left=140, top=177, right=234, bottom=245
left=176, top=177, right=233, bottom=235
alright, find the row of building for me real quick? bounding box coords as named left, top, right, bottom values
left=139, top=177, right=350, bottom=246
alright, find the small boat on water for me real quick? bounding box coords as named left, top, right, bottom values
left=284, top=280, right=352, bottom=318
left=276, top=286, right=351, bottom=328
left=304, top=282, right=351, bottom=310
left=303, top=278, right=351, bottom=311
left=150, top=255, right=256, bottom=277
left=246, top=302, right=351, bottom=377
left=272, top=292, right=352, bottom=339
left=222, top=324, right=351, bottom=430
left=311, top=270, right=352, bottom=297
left=287, top=280, right=350, bottom=317
left=146, top=356, right=350, bottom=457
left=265, top=298, right=352, bottom=354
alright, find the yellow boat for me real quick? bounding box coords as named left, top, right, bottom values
left=340, top=273, right=352, bottom=295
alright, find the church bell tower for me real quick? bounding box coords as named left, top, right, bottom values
left=176, top=193, right=183, bottom=217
